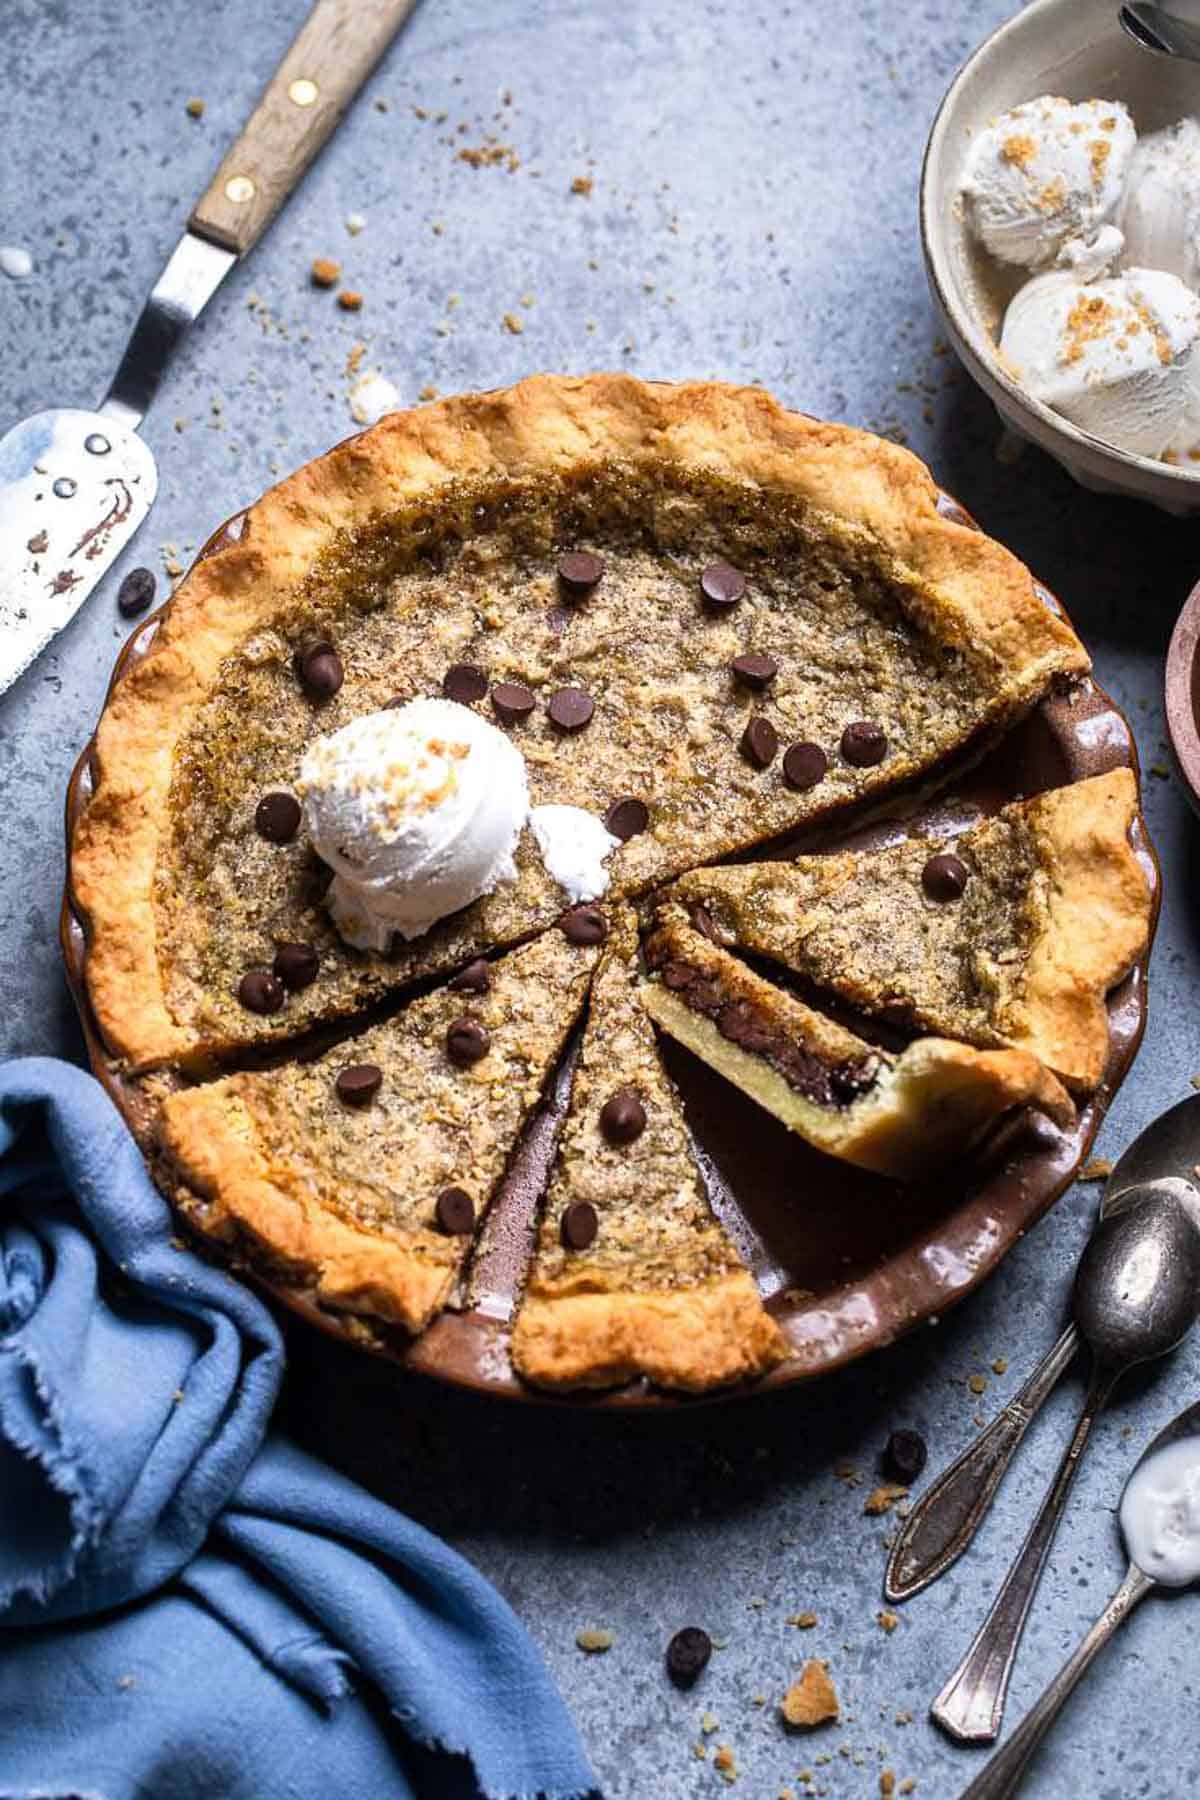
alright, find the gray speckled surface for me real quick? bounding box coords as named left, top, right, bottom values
left=4, top=1, right=1200, bottom=1795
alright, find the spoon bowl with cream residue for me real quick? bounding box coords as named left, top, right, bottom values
left=959, top=1398, right=1200, bottom=1800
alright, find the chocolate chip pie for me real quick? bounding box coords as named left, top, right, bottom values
left=640, top=906, right=1073, bottom=1178
left=158, top=926, right=600, bottom=1336
left=72, top=374, right=1087, bottom=1072
left=667, top=770, right=1150, bottom=1092
left=511, top=908, right=786, bottom=1392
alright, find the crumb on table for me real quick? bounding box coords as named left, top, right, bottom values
left=781, top=1661, right=840, bottom=1730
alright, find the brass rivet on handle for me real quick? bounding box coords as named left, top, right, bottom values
left=288, top=77, right=319, bottom=106
left=225, top=175, right=256, bottom=204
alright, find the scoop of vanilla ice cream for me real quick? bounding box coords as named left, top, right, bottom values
left=1117, top=118, right=1200, bottom=290
left=999, top=264, right=1200, bottom=456
left=962, top=96, right=1136, bottom=269
left=297, top=699, right=529, bottom=951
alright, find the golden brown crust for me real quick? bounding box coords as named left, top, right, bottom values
left=641, top=909, right=1073, bottom=1179
left=72, top=373, right=1087, bottom=1069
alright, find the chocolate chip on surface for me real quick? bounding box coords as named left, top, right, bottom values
left=561, top=1199, right=599, bottom=1250
left=741, top=715, right=779, bottom=769
left=491, top=681, right=536, bottom=724
left=840, top=720, right=888, bottom=766
left=731, top=652, right=778, bottom=690
left=556, top=550, right=605, bottom=598
left=117, top=567, right=156, bottom=618
left=298, top=642, right=344, bottom=700
left=559, top=904, right=608, bottom=945
left=238, top=969, right=285, bottom=1014
left=700, top=560, right=746, bottom=609
left=273, top=941, right=320, bottom=990
left=666, top=1626, right=712, bottom=1689
left=335, top=1063, right=383, bottom=1106
left=884, top=1428, right=928, bottom=1483
left=547, top=686, right=595, bottom=731
left=435, top=1186, right=476, bottom=1234
left=782, top=741, right=830, bottom=791
left=922, top=852, right=970, bottom=901
left=449, top=957, right=492, bottom=993
left=446, top=1016, right=490, bottom=1066
left=255, top=791, right=302, bottom=844
left=599, top=1086, right=647, bottom=1145
left=604, top=796, right=649, bottom=841
left=443, top=662, right=487, bottom=705
left=688, top=902, right=719, bottom=942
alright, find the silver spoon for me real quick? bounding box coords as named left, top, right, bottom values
left=888, top=1097, right=1200, bottom=1610
left=929, top=1176, right=1200, bottom=1743
left=958, top=1396, right=1200, bottom=1800
left=1120, top=2, right=1200, bottom=60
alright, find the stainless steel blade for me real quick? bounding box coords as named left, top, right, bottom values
left=0, top=410, right=157, bottom=695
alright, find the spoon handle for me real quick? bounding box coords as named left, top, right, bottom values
left=885, top=1323, right=1081, bottom=1603
left=957, top=1563, right=1154, bottom=1800
left=931, top=1364, right=1116, bottom=1744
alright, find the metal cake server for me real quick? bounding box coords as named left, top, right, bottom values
left=959, top=1396, right=1200, bottom=1800
left=0, top=0, right=418, bottom=697
left=1120, top=1, right=1200, bottom=60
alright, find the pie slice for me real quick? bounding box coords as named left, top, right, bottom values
left=157, top=924, right=601, bottom=1335
left=668, top=769, right=1150, bottom=1092
left=640, top=907, right=1073, bottom=1179
left=511, top=908, right=786, bottom=1392
left=72, top=374, right=1088, bottom=1071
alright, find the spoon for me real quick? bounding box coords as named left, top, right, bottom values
left=887, top=1096, right=1200, bottom=1610
left=929, top=1176, right=1200, bottom=1744
left=1120, top=2, right=1200, bottom=61
left=958, top=1396, right=1200, bottom=1800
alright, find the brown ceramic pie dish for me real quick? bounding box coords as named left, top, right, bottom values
left=60, top=469, right=1160, bottom=1407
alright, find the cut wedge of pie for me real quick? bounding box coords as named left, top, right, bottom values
left=668, top=769, right=1150, bottom=1093
left=640, top=906, right=1074, bottom=1179
left=157, top=926, right=601, bottom=1335
left=71, top=374, right=1088, bottom=1072
left=511, top=908, right=786, bottom=1392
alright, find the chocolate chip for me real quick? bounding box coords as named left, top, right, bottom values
left=740, top=715, right=779, bottom=769
left=731, top=652, right=778, bottom=690
left=700, top=560, right=746, bottom=609
left=557, top=550, right=605, bottom=598
left=782, top=741, right=829, bottom=792
left=547, top=686, right=594, bottom=731
left=716, top=997, right=773, bottom=1054
left=298, top=642, right=344, bottom=701
left=604, top=796, right=649, bottom=841
left=688, top=903, right=719, bottom=943
left=117, top=566, right=156, bottom=618
left=238, top=969, right=285, bottom=1014
left=443, top=663, right=487, bottom=705
left=273, top=941, right=320, bottom=990
left=666, top=1626, right=712, bottom=1689
left=255, top=791, right=302, bottom=844
left=435, top=1186, right=476, bottom=1234
left=599, top=1086, right=647, bottom=1145
left=449, top=957, right=492, bottom=993
left=335, top=1063, right=383, bottom=1106
left=841, top=720, right=888, bottom=767
left=922, top=852, right=969, bottom=901
left=559, top=905, right=608, bottom=945
left=491, top=681, right=536, bottom=724
left=561, top=1199, right=598, bottom=1250
left=446, top=1016, right=490, bottom=1066
left=384, top=693, right=408, bottom=709
left=884, top=1428, right=927, bottom=1484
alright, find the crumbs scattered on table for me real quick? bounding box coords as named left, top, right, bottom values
left=418, top=385, right=439, bottom=402
left=1080, top=1157, right=1113, bottom=1181
left=992, top=1357, right=1009, bottom=1376
left=786, top=1611, right=819, bottom=1629
left=345, top=213, right=366, bottom=235
left=338, top=290, right=364, bottom=312
left=185, top=97, right=205, bottom=118
left=458, top=141, right=520, bottom=171
left=502, top=312, right=524, bottom=334
left=311, top=258, right=341, bottom=288
left=701, top=1711, right=720, bottom=1735
left=572, top=174, right=594, bottom=195
left=714, top=1743, right=738, bottom=1784
left=968, top=1373, right=987, bottom=1396
left=877, top=1611, right=900, bottom=1635
left=346, top=342, right=366, bottom=376
left=863, top=1483, right=908, bottom=1517
left=575, top=1628, right=614, bottom=1653
left=833, top=1461, right=863, bottom=1488
left=781, top=1662, right=840, bottom=1729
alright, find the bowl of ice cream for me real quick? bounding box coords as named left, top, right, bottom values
left=921, top=0, right=1200, bottom=513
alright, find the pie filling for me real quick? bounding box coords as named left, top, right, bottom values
left=158, top=461, right=1019, bottom=1049
left=643, top=936, right=880, bottom=1109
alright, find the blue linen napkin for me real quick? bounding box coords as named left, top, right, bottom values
left=0, top=1057, right=596, bottom=1800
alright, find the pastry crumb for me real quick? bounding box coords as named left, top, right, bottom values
left=781, top=1661, right=839, bottom=1730
left=346, top=342, right=366, bottom=375
left=787, top=1611, right=819, bottom=1629
left=575, top=1628, right=614, bottom=1653
left=311, top=257, right=341, bottom=288
left=877, top=1610, right=900, bottom=1634
left=701, top=1711, right=720, bottom=1735
left=1080, top=1157, right=1113, bottom=1180
left=968, top=1374, right=987, bottom=1396
left=418, top=384, right=440, bottom=402
left=164, top=558, right=184, bottom=578
left=714, top=1743, right=737, bottom=1783
left=863, top=1483, right=908, bottom=1516
left=337, top=289, right=363, bottom=312
left=992, top=1357, right=1008, bottom=1376
left=571, top=174, right=594, bottom=195
left=185, top=97, right=205, bottom=118
left=880, top=1773, right=895, bottom=1798
left=502, top=311, right=524, bottom=334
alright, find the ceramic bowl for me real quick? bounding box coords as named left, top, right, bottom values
left=921, top=0, right=1200, bottom=515
left=1167, top=577, right=1200, bottom=809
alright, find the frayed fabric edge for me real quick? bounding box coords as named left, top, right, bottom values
left=0, top=1339, right=104, bottom=1614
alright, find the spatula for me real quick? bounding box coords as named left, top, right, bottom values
left=0, top=0, right=418, bottom=696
